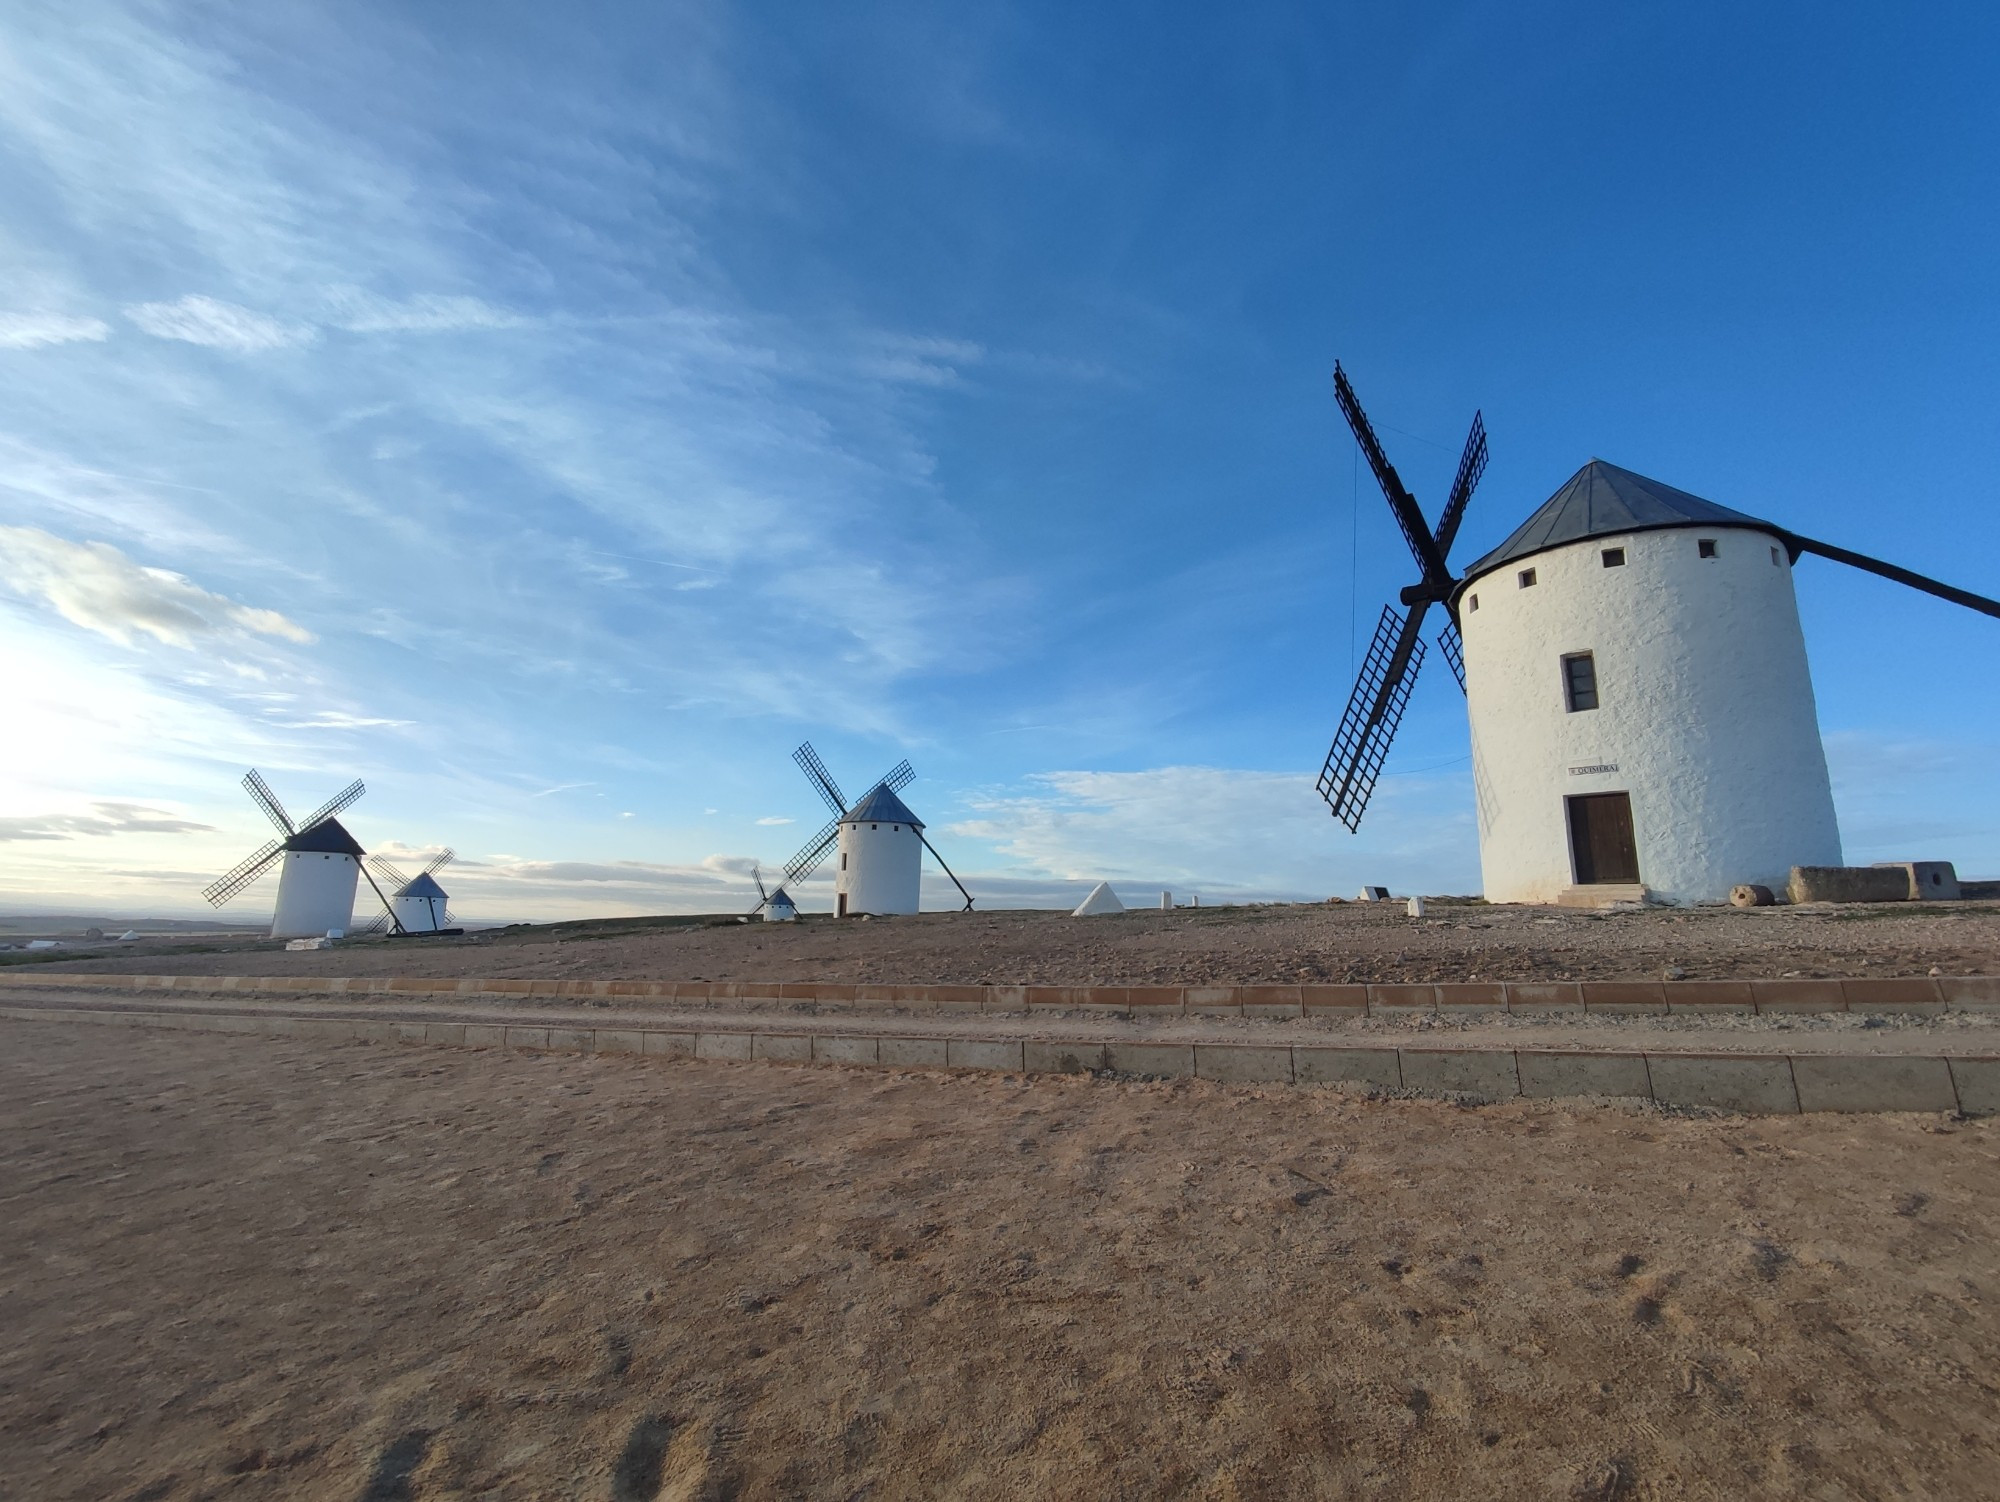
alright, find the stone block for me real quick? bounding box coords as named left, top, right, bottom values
left=1300, top=984, right=1369, bottom=1015
left=813, top=1035, right=879, bottom=1065
left=695, top=1032, right=754, bottom=1061
left=1841, top=977, right=1944, bottom=1015
left=1947, top=1057, right=2000, bottom=1115
left=1023, top=986, right=1071, bottom=1009
left=592, top=1029, right=646, bottom=1054
left=1435, top=983, right=1508, bottom=1013
left=1645, top=1054, right=1799, bottom=1114
left=641, top=1032, right=696, bottom=1058
left=1368, top=984, right=1435, bottom=1014
left=879, top=1036, right=950, bottom=1068
left=460, top=1023, right=507, bottom=1048
left=1517, top=1051, right=1651, bottom=1100
left=1788, top=865, right=1910, bottom=904
left=752, top=1033, right=814, bottom=1063
left=544, top=1027, right=594, bottom=1052
left=1399, top=1049, right=1521, bottom=1102
left=1194, top=1045, right=1294, bottom=1084
left=1183, top=987, right=1243, bottom=1016
left=1103, top=1042, right=1196, bottom=1078
left=1024, top=1040, right=1107, bottom=1075
left=1749, top=980, right=1843, bottom=1014
left=1505, top=983, right=1582, bottom=1012
left=1791, top=1055, right=1959, bottom=1114
left=947, top=1038, right=1025, bottom=1072
left=1582, top=981, right=1667, bottom=1015
left=1871, top=861, right=1960, bottom=901
left=504, top=1026, right=551, bottom=1050
left=984, top=986, right=1028, bottom=1011
left=424, top=1023, right=469, bottom=1046
left=1939, top=976, right=2000, bottom=1009
left=1123, top=986, right=1185, bottom=1011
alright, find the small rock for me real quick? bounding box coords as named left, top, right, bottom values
left=1663, top=965, right=1688, bottom=981
left=1929, top=965, right=1944, bottom=977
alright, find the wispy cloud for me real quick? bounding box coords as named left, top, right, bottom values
left=0, top=311, right=111, bottom=348
left=753, top=815, right=795, bottom=825
left=0, top=525, right=313, bottom=649
left=0, top=801, right=213, bottom=842
left=124, top=294, right=314, bottom=351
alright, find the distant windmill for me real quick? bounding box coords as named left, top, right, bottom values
left=782, top=742, right=972, bottom=916
left=202, top=770, right=384, bottom=938
left=748, top=865, right=797, bottom=923
left=360, top=848, right=457, bottom=934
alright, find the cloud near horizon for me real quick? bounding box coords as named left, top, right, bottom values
left=0, top=800, right=214, bottom=842
left=0, top=525, right=314, bottom=649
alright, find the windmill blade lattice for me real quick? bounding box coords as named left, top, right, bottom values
left=369, top=855, right=411, bottom=890
left=1432, top=413, right=1488, bottom=559
left=242, top=769, right=294, bottom=836
left=784, top=818, right=842, bottom=885
left=1318, top=605, right=1428, bottom=832
left=297, top=779, right=365, bottom=833
left=1437, top=618, right=1466, bottom=693
left=422, top=848, right=455, bottom=877
left=793, top=743, right=848, bottom=816
left=203, top=839, right=285, bottom=907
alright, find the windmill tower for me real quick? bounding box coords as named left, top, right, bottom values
left=1318, top=363, right=2000, bottom=905
left=781, top=743, right=973, bottom=917
left=366, top=850, right=457, bottom=934
left=203, top=770, right=379, bottom=937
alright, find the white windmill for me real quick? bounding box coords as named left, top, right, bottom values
left=1317, top=363, right=2000, bottom=906
left=362, top=849, right=457, bottom=934
left=781, top=742, right=973, bottom=917
left=203, top=770, right=380, bottom=938
left=748, top=866, right=798, bottom=923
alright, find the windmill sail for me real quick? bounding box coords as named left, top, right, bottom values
left=1318, top=605, right=1428, bottom=832
left=203, top=839, right=284, bottom=907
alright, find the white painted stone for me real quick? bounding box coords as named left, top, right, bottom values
left=1461, top=524, right=1841, bottom=905
left=1072, top=881, right=1125, bottom=917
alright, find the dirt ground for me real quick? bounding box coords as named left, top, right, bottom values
left=23, top=899, right=2000, bottom=986
left=5, top=1023, right=1998, bottom=1500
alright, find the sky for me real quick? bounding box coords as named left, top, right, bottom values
left=2, top=0, right=1997, bottom=922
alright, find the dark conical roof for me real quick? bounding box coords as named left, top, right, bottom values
left=1459, top=460, right=1780, bottom=584
left=841, top=784, right=923, bottom=829
left=284, top=816, right=364, bottom=856
left=397, top=871, right=448, bottom=900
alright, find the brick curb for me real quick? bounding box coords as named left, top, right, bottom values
left=7, top=971, right=1997, bottom=1016
left=6, top=1001, right=1994, bottom=1117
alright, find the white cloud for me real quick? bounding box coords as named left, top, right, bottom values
left=754, top=815, right=795, bottom=825
left=0, top=801, right=214, bottom=842
left=269, top=712, right=413, bottom=731
left=0, top=525, right=314, bottom=649
left=124, top=294, right=314, bottom=351
left=315, top=285, right=528, bottom=334
left=0, top=311, right=111, bottom=348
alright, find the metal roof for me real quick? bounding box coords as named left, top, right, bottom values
left=1458, top=460, right=1780, bottom=585
left=284, top=816, right=364, bottom=856
left=841, top=785, right=924, bottom=829
left=765, top=886, right=796, bottom=909
left=396, top=872, right=448, bottom=900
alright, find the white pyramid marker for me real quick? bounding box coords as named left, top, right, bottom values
left=1071, top=881, right=1125, bottom=917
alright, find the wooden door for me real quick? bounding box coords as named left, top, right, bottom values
left=1567, top=793, right=1640, bottom=884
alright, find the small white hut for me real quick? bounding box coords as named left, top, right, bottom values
left=1457, top=461, right=1842, bottom=904
left=834, top=786, right=924, bottom=917
left=760, top=885, right=798, bottom=922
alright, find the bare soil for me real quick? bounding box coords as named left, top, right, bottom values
left=23, top=899, right=2000, bottom=986
left=5, top=1022, right=1999, bottom=1500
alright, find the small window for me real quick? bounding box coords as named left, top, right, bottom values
left=1518, top=568, right=1537, bottom=588
left=871, top=823, right=878, bottom=831
left=1562, top=652, right=1598, bottom=712
left=1698, top=538, right=1718, bottom=558
left=1467, top=594, right=1479, bottom=612
left=1601, top=548, right=1626, bottom=567
left=840, top=852, right=847, bottom=869
left=1771, top=546, right=1781, bottom=565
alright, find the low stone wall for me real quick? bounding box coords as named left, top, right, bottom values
left=5, top=999, right=1994, bottom=1116
left=6, top=971, right=1997, bottom=1016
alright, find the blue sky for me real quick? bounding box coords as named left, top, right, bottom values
left=2, top=0, right=1997, bottom=920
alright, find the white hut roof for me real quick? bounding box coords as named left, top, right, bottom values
left=1459, top=460, right=1779, bottom=587
left=285, top=817, right=364, bottom=856
left=397, top=872, right=448, bottom=900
